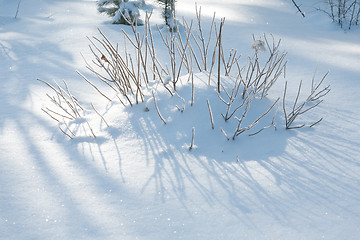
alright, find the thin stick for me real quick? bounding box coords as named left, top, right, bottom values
left=59, top=126, right=74, bottom=139
left=84, top=119, right=97, bottom=138
left=246, top=98, right=279, bottom=131
left=174, top=92, right=185, bottom=112
left=41, top=108, right=60, bottom=122
left=91, top=103, right=109, bottom=128
left=206, top=99, right=215, bottom=129
left=248, top=104, right=278, bottom=136
left=217, top=18, right=225, bottom=93
left=221, top=128, right=229, bottom=140
left=191, top=72, right=194, bottom=106
left=76, top=70, right=113, bottom=102
left=292, top=80, right=302, bottom=114
left=309, top=118, right=323, bottom=127
left=283, top=81, right=289, bottom=128
left=189, top=127, right=195, bottom=150
left=63, top=80, right=81, bottom=118
left=152, top=91, right=166, bottom=125
left=248, top=124, right=273, bottom=136
left=291, top=0, right=305, bottom=17
left=233, top=97, right=278, bottom=138
left=62, top=120, right=76, bottom=137
left=15, top=0, right=22, bottom=19
left=44, top=107, right=73, bottom=120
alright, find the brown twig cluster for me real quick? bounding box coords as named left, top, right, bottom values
left=80, top=8, right=230, bottom=126
left=38, top=6, right=330, bottom=142
left=37, top=79, right=96, bottom=139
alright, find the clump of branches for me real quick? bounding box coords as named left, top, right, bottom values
left=37, top=79, right=96, bottom=139
left=82, top=8, right=327, bottom=134
left=38, top=6, right=331, bottom=142
left=214, top=34, right=286, bottom=139
left=157, top=18, right=193, bottom=90
left=232, top=97, right=279, bottom=139
left=190, top=5, right=218, bottom=73
left=82, top=23, right=150, bottom=106
left=84, top=9, right=200, bottom=101
left=216, top=76, right=279, bottom=140
left=320, top=0, right=360, bottom=29
left=242, top=34, right=287, bottom=99
left=283, top=72, right=331, bottom=129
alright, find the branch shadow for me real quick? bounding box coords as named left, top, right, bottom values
left=121, top=89, right=291, bottom=222
left=2, top=0, right=360, bottom=238
left=121, top=84, right=360, bottom=233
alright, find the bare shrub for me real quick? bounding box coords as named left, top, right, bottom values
left=37, top=6, right=331, bottom=143
left=320, top=0, right=360, bottom=29
left=283, top=72, right=331, bottom=129
left=37, top=79, right=96, bottom=139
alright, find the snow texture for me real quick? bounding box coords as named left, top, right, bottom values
left=1, top=0, right=360, bottom=239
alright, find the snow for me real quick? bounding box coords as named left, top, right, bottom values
left=1, top=0, right=360, bottom=239
left=114, top=1, right=142, bottom=24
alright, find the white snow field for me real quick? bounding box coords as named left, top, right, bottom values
left=1, top=0, right=360, bottom=239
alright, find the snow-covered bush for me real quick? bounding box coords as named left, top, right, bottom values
left=38, top=8, right=330, bottom=141
left=97, top=0, right=145, bottom=25
left=322, top=0, right=360, bottom=29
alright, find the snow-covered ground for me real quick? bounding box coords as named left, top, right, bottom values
left=1, top=0, right=360, bottom=239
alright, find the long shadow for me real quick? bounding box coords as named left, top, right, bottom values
left=0, top=8, right=133, bottom=239
left=95, top=5, right=360, bottom=236
left=120, top=70, right=360, bottom=232
left=122, top=83, right=291, bottom=223
left=2, top=1, right=360, bottom=238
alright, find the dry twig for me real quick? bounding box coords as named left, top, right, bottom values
left=283, top=72, right=330, bottom=129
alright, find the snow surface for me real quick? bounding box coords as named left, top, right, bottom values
left=1, top=0, right=360, bottom=239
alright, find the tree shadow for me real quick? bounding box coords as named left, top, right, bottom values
left=0, top=8, right=132, bottom=239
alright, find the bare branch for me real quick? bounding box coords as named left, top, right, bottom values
left=91, top=103, right=110, bottom=128
left=206, top=99, right=215, bottom=129
left=189, top=127, right=195, bottom=150
left=152, top=91, right=167, bottom=125
left=291, top=0, right=306, bottom=17
left=283, top=72, right=330, bottom=129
